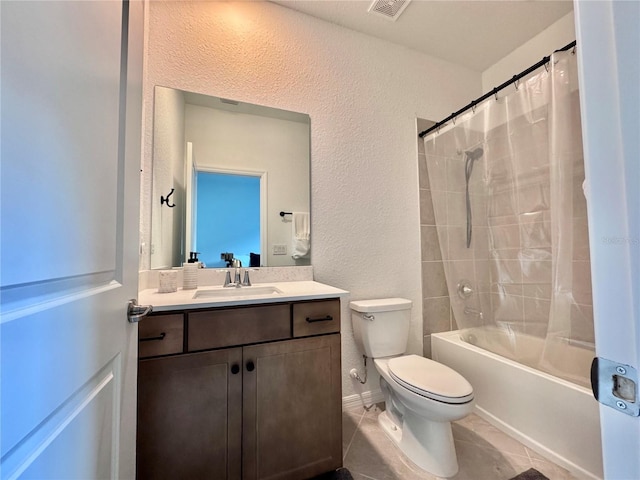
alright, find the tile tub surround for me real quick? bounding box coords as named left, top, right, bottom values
left=418, top=98, right=594, bottom=356
left=418, top=119, right=455, bottom=358
left=342, top=405, right=575, bottom=480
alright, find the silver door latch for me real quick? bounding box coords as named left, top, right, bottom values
left=591, top=357, right=639, bottom=416
left=127, top=299, right=153, bottom=323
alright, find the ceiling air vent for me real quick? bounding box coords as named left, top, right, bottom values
left=368, top=0, right=411, bottom=21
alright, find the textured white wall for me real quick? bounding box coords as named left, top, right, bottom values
left=482, top=12, right=575, bottom=92
left=141, top=1, right=481, bottom=398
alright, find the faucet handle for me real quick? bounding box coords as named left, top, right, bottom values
left=242, top=269, right=252, bottom=287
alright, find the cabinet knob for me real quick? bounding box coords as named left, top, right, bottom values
left=231, top=364, right=240, bottom=375
left=246, top=360, right=255, bottom=372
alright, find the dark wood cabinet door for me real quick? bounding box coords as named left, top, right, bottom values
left=137, top=348, right=243, bottom=480
left=242, top=335, right=342, bottom=480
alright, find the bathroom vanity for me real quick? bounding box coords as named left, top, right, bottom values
left=136, top=281, right=346, bottom=480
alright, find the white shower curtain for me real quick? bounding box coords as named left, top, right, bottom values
left=423, top=50, right=593, bottom=386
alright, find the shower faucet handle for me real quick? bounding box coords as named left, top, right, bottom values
left=457, top=280, right=474, bottom=299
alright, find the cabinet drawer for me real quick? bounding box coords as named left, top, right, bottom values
left=138, top=314, right=184, bottom=358
left=188, top=304, right=291, bottom=352
left=293, top=299, right=340, bottom=338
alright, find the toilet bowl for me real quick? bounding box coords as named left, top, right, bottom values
left=350, top=298, right=474, bottom=478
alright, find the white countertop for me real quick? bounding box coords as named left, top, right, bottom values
left=139, top=280, right=348, bottom=312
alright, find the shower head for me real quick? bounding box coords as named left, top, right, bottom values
left=465, top=148, right=484, bottom=161
left=464, top=147, right=483, bottom=249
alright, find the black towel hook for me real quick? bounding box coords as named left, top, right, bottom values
left=161, top=188, right=176, bottom=208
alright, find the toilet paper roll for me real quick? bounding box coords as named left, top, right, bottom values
left=158, top=270, right=178, bottom=293
left=182, top=262, right=198, bottom=290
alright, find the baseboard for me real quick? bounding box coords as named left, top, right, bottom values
left=342, top=390, right=385, bottom=411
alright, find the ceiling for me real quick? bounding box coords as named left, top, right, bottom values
left=270, top=0, right=574, bottom=72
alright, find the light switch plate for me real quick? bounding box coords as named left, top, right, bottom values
left=273, top=244, right=287, bottom=255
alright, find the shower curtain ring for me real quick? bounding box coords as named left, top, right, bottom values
left=513, top=76, right=520, bottom=91
left=572, top=46, right=576, bottom=55
left=493, top=88, right=499, bottom=101
left=452, top=115, right=456, bottom=125
left=471, top=102, right=477, bottom=114
left=544, top=62, right=549, bottom=72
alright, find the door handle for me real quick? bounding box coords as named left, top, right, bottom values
left=128, top=299, right=153, bottom=323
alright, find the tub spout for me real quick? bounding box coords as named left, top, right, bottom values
left=464, top=306, right=483, bottom=320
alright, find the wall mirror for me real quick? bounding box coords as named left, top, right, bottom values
left=151, top=86, right=311, bottom=269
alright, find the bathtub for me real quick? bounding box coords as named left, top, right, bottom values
left=432, top=329, right=603, bottom=480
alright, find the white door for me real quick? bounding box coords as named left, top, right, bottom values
left=574, top=1, right=640, bottom=478
left=1, top=1, right=144, bottom=479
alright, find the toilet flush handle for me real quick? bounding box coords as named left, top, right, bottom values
left=363, top=314, right=375, bottom=321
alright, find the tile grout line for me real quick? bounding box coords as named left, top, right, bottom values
left=345, top=411, right=576, bottom=480
left=524, top=446, right=534, bottom=463
left=343, top=408, right=366, bottom=462
left=356, top=474, right=378, bottom=480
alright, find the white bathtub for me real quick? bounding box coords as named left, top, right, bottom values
left=432, top=329, right=603, bottom=479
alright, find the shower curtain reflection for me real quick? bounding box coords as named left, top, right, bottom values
left=424, top=50, right=593, bottom=387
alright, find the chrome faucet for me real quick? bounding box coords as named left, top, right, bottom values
left=242, top=269, right=252, bottom=286
left=222, top=268, right=242, bottom=288
left=233, top=267, right=242, bottom=287
left=223, top=267, right=252, bottom=287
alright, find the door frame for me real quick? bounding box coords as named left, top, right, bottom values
left=574, top=1, right=640, bottom=478
left=188, top=165, right=267, bottom=267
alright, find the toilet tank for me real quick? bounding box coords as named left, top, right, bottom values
left=350, top=298, right=412, bottom=358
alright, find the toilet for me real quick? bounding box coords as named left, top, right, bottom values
left=350, top=298, right=474, bottom=478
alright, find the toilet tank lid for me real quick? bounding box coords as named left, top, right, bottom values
left=350, top=298, right=412, bottom=313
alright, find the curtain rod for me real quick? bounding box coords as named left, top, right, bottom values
left=418, top=40, right=577, bottom=139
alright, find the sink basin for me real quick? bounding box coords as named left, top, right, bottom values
left=193, top=285, right=283, bottom=299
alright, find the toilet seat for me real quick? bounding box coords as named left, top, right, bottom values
left=388, top=355, right=473, bottom=404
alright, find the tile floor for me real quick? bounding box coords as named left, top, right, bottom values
left=342, top=404, right=576, bottom=480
